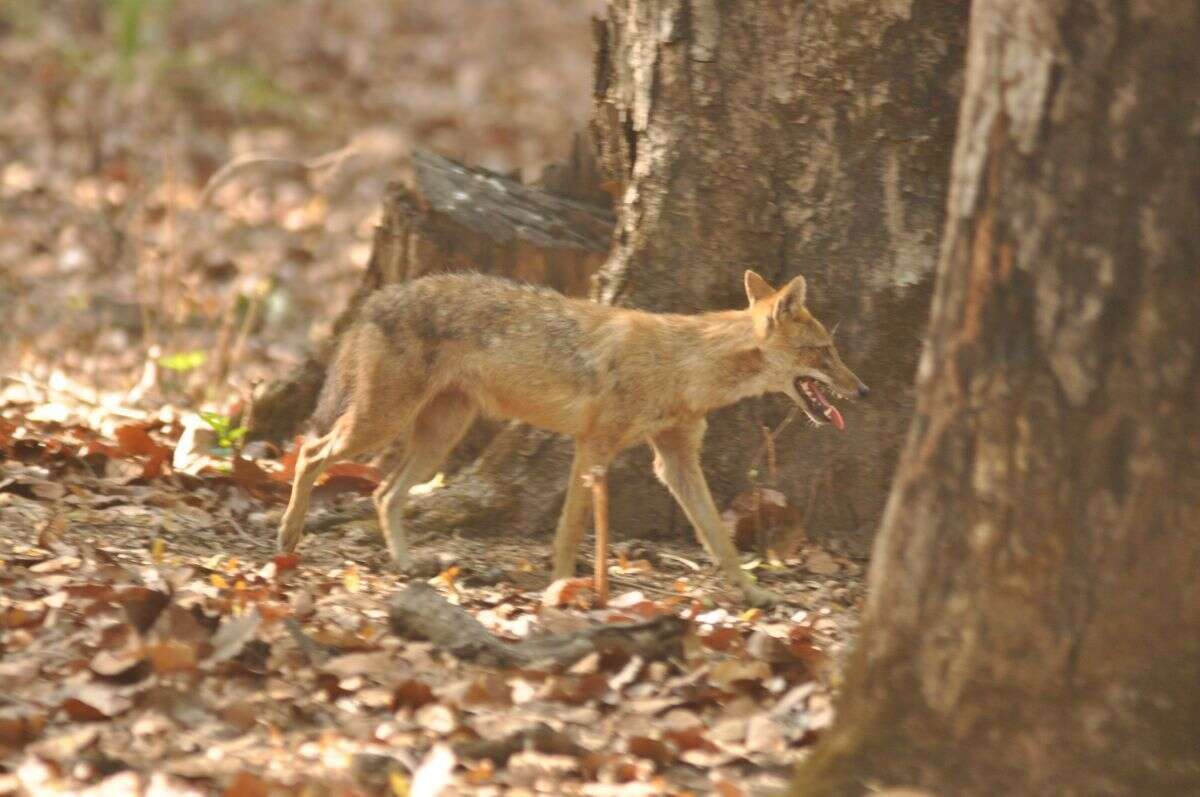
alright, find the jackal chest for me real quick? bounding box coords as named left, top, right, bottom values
left=584, top=399, right=702, bottom=452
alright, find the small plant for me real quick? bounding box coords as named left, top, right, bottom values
left=158, top=350, right=206, bottom=373
left=198, top=410, right=247, bottom=452
left=107, top=0, right=173, bottom=80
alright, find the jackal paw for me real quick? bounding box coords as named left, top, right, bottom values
left=741, top=583, right=787, bottom=608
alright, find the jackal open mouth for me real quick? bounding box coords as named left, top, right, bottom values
left=796, top=377, right=845, bottom=431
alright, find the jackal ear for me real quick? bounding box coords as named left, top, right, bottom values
left=772, top=275, right=808, bottom=320
left=744, top=270, right=775, bottom=306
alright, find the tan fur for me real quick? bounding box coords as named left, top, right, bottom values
left=279, top=271, right=867, bottom=606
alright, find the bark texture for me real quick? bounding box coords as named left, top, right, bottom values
left=796, top=2, right=1200, bottom=793
left=406, top=0, right=967, bottom=554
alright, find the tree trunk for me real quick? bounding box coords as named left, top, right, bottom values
left=406, top=0, right=968, bottom=554
left=795, top=2, right=1200, bottom=794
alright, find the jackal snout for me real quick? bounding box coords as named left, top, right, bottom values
left=806, top=340, right=869, bottom=399
left=743, top=269, right=868, bottom=430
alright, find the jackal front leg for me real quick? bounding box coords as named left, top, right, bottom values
left=651, top=424, right=786, bottom=608
left=551, top=444, right=605, bottom=582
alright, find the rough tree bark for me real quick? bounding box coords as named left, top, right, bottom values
left=795, top=2, right=1200, bottom=794
left=405, top=0, right=968, bottom=555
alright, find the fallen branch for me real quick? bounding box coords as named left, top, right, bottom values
left=388, top=582, right=686, bottom=668
left=198, top=145, right=357, bottom=206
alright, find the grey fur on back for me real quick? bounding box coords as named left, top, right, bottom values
left=361, top=273, right=567, bottom=345
left=307, top=273, right=577, bottom=435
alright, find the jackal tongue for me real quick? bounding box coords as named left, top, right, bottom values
left=806, top=380, right=845, bottom=431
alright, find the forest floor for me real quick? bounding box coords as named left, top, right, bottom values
left=0, top=2, right=865, bottom=795
left=0, top=400, right=865, bottom=796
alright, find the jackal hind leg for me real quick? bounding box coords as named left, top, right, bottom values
left=278, top=412, right=381, bottom=554
left=650, top=423, right=785, bottom=608
left=373, top=390, right=477, bottom=568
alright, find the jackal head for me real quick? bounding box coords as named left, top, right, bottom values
left=744, top=270, right=869, bottom=431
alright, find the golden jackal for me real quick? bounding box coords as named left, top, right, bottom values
left=278, top=271, right=867, bottom=606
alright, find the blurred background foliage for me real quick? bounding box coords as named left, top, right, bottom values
left=0, top=0, right=601, bottom=409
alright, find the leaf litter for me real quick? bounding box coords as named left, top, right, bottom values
left=1, top=402, right=864, bottom=795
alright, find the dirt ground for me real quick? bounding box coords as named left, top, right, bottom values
left=0, top=2, right=865, bottom=795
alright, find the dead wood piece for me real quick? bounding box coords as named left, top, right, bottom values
left=388, top=583, right=517, bottom=666
left=516, top=613, right=686, bottom=664
left=388, top=583, right=685, bottom=668
left=410, top=151, right=613, bottom=267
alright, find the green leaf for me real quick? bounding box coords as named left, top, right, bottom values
left=197, top=411, right=247, bottom=450
left=159, top=351, right=206, bottom=373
